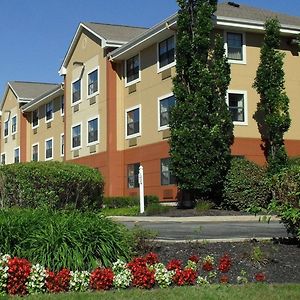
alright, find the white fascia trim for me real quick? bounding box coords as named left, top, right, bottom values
left=32, top=142, right=39, bottom=161
left=45, top=137, right=54, bottom=161
left=224, top=31, right=247, bottom=65
left=71, top=122, right=83, bottom=150
left=86, top=66, right=100, bottom=98
left=157, top=35, right=176, bottom=73
left=71, top=77, right=82, bottom=106
left=125, top=53, right=141, bottom=87
left=86, top=115, right=100, bottom=146
left=227, top=90, right=248, bottom=126
left=45, top=101, right=54, bottom=123
left=125, top=104, right=142, bottom=139
left=157, top=92, right=174, bottom=131
left=11, top=114, right=18, bottom=135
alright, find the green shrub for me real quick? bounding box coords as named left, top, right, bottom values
left=270, top=165, right=300, bottom=238
left=0, top=209, right=132, bottom=271
left=0, top=161, right=104, bottom=210
left=102, top=206, right=140, bottom=216
left=103, top=195, right=159, bottom=209
left=195, top=199, right=214, bottom=212
left=145, top=203, right=171, bottom=216
left=223, top=158, right=271, bottom=211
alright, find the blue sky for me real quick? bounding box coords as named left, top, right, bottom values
left=1, top=0, right=300, bottom=98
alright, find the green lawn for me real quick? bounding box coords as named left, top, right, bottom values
left=9, top=284, right=300, bottom=300
left=101, top=206, right=140, bottom=216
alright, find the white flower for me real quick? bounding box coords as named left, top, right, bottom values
left=69, top=270, right=90, bottom=292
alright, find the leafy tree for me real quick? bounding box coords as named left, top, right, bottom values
left=170, top=0, right=233, bottom=207
left=253, top=18, right=291, bottom=174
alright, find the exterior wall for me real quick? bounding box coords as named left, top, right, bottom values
left=28, top=95, right=64, bottom=162
left=0, top=88, right=21, bottom=164
left=64, top=30, right=107, bottom=161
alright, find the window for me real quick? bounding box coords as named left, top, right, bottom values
left=4, top=120, right=8, bottom=137
left=11, top=116, right=17, bottom=134
left=1, top=153, right=5, bottom=165
left=158, top=36, right=175, bottom=71
left=32, top=144, right=39, bottom=162
left=87, top=117, right=99, bottom=145
left=61, top=96, right=64, bottom=116
left=72, top=79, right=81, bottom=103
left=72, top=124, right=81, bottom=149
left=161, top=158, right=176, bottom=185
left=32, top=109, right=39, bottom=128
left=158, top=94, right=176, bottom=130
left=126, top=54, right=140, bottom=85
left=45, top=102, right=53, bottom=122
left=227, top=91, right=248, bottom=125
left=14, top=148, right=20, bottom=164
left=127, top=163, right=140, bottom=188
left=126, top=105, right=141, bottom=138
left=226, top=32, right=246, bottom=64
left=88, top=69, right=98, bottom=96
left=61, top=134, right=64, bottom=157
left=45, top=138, right=53, bottom=160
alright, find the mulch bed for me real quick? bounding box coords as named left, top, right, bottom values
left=141, top=238, right=300, bottom=284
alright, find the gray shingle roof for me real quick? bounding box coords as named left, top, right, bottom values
left=83, top=22, right=148, bottom=43
left=9, top=81, right=60, bottom=100
left=217, top=2, right=300, bottom=27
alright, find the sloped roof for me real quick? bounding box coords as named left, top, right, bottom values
left=83, top=22, right=147, bottom=43
left=217, top=2, right=300, bottom=28
left=9, top=81, right=60, bottom=101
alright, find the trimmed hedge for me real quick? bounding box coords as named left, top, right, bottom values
left=223, top=158, right=271, bottom=211
left=271, top=165, right=300, bottom=238
left=0, top=161, right=104, bottom=210
left=103, top=195, right=159, bottom=209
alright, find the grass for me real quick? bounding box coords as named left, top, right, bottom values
left=9, top=284, right=300, bottom=300
left=195, top=200, right=214, bottom=213
left=101, top=206, right=140, bottom=216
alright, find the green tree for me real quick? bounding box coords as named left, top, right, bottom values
left=253, top=18, right=291, bottom=174
left=170, top=0, right=233, bottom=207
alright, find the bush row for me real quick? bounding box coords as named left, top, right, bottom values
left=0, top=161, right=104, bottom=210
left=103, top=195, right=159, bottom=209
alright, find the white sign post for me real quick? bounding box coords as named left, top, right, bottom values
left=138, top=165, right=145, bottom=214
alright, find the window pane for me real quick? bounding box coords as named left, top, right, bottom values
left=61, top=135, right=64, bottom=156
left=46, top=102, right=53, bottom=121
left=127, top=108, right=139, bottom=136
left=160, top=95, right=176, bottom=127
left=88, top=70, right=98, bottom=95
left=32, top=145, right=38, bottom=161
left=14, top=148, right=20, bottom=163
left=88, top=118, right=98, bottom=143
left=227, top=33, right=243, bottom=60
left=161, top=158, right=175, bottom=185
left=4, top=121, right=8, bottom=136
left=11, top=116, right=17, bottom=133
left=72, top=125, right=81, bottom=148
left=46, top=140, right=53, bottom=159
left=32, top=110, right=39, bottom=127
left=72, top=79, right=81, bottom=103
left=128, top=163, right=140, bottom=188
left=228, top=93, right=244, bottom=122
left=126, top=55, right=139, bottom=83
left=159, top=36, right=175, bottom=68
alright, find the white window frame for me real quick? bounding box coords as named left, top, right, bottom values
left=71, top=122, right=82, bottom=150
left=157, top=35, right=176, bottom=73
left=87, top=116, right=99, bottom=146
left=1, top=152, right=6, bottom=165
left=45, top=101, right=54, bottom=123
left=45, top=137, right=54, bottom=161
left=71, top=77, right=82, bottom=106
left=14, top=147, right=20, bottom=164
left=125, top=53, right=141, bottom=87
left=4, top=119, right=9, bottom=137
left=61, top=95, right=64, bottom=116
left=11, top=115, right=17, bottom=134
left=157, top=92, right=175, bottom=131
left=125, top=104, right=142, bottom=139
left=32, top=109, right=39, bottom=129
left=32, top=143, right=39, bottom=162
left=224, top=31, right=246, bottom=65
left=87, top=67, right=100, bottom=98
left=60, top=133, right=64, bottom=157
left=226, top=90, right=248, bottom=126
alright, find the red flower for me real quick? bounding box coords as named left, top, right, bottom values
left=7, top=257, right=31, bottom=296
left=166, top=259, right=182, bottom=271
left=255, top=272, right=266, bottom=282
left=220, top=274, right=229, bottom=284
left=131, top=267, right=155, bottom=289
left=188, top=255, right=200, bottom=264
left=90, top=268, right=114, bottom=290
left=202, top=261, right=214, bottom=272
left=173, top=268, right=197, bottom=286
left=144, top=252, right=159, bottom=265
left=218, top=254, right=232, bottom=273
left=46, top=268, right=70, bottom=293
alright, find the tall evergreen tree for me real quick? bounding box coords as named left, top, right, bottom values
left=170, top=0, right=233, bottom=206
left=253, top=18, right=291, bottom=174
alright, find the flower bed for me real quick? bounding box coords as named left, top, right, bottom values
left=0, top=252, right=265, bottom=296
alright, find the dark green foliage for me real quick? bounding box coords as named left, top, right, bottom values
left=145, top=203, right=171, bottom=216
left=0, top=161, right=104, bottom=210
left=0, top=209, right=132, bottom=271
left=170, top=0, right=233, bottom=202
left=270, top=165, right=300, bottom=238
left=253, top=18, right=291, bottom=174
left=195, top=199, right=214, bottom=212
left=103, top=195, right=159, bottom=209
left=223, top=158, right=271, bottom=211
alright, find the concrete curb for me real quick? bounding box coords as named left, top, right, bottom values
left=109, top=215, right=280, bottom=223
left=154, top=237, right=274, bottom=243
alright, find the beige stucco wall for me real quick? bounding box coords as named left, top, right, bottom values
left=64, top=30, right=107, bottom=160
left=1, top=88, right=21, bottom=164
left=28, top=95, right=64, bottom=162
